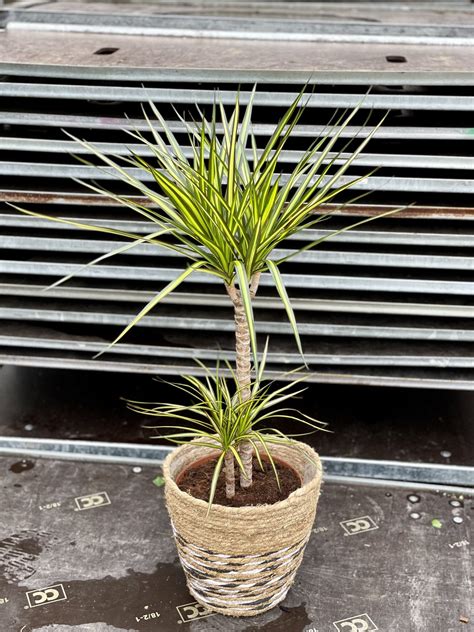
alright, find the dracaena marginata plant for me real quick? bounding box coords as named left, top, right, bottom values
left=12, top=87, right=399, bottom=498
left=127, top=343, right=327, bottom=508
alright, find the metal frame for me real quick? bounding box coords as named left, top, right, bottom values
left=3, top=332, right=474, bottom=368
left=4, top=138, right=473, bottom=171
left=4, top=303, right=474, bottom=340
left=2, top=63, right=473, bottom=86
left=2, top=163, right=473, bottom=193
left=5, top=3, right=474, bottom=47
left=5, top=235, right=474, bottom=271
left=5, top=223, right=474, bottom=250
left=3, top=263, right=474, bottom=295
left=3, top=84, right=474, bottom=111
left=0, top=114, right=471, bottom=140
left=0, top=436, right=471, bottom=491
left=2, top=284, right=473, bottom=318
left=2, top=353, right=474, bottom=390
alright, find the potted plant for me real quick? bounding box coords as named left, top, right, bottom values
left=12, top=88, right=395, bottom=616
left=128, top=354, right=325, bottom=616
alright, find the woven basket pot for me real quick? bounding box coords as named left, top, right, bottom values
left=163, top=440, right=322, bottom=617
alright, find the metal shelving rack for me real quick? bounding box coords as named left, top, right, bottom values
left=0, top=0, right=473, bottom=389
left=0, top=4, right=473, bottom=630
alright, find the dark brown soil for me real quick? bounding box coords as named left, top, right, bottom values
left=176, top=455, right=301, bottom=507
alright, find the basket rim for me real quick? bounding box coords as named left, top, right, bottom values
left=162, top=439, right=322, bottom=516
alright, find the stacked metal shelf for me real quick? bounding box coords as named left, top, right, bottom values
left=0, top=1, right=473, bottom=388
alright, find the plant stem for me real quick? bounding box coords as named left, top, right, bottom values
left=250, top=271, right=261, bottom=298
left=231, top=289, right=252, bottom=401
left=226, top=273, right=260, bottom=489
left=224, top=450, right=235, bottom=498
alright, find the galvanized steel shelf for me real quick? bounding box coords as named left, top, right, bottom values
left=0, top=0, right=473, bottom=386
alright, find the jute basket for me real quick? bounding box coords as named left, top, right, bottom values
left=163, top=441, right=322, bottom=617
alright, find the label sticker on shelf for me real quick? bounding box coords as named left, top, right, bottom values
left=176, top=601, right=214, bottom=623
left=74, top=491, right=111, bottom=511
left=25, top=584, right=68, bottom=609
left=333, top=613, right=378, bottom=631
left=340, top=516, right=379, bottom=536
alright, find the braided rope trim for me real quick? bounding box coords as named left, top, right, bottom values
left=172, top=522, right=310, bottom=615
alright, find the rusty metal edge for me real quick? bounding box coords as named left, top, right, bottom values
left=1, top=192, right=473, bottom=219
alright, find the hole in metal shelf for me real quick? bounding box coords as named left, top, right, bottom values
left=386, top=55, right=407, bottom=64
left=94, top=48, right=119, bottom=56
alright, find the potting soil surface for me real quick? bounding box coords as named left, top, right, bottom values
left=0, top=455, right=471, bottom=632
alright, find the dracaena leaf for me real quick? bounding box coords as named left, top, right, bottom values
left=94, top=261, right=205, bottom=357
left=266, top=259, right=306, bottom=365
